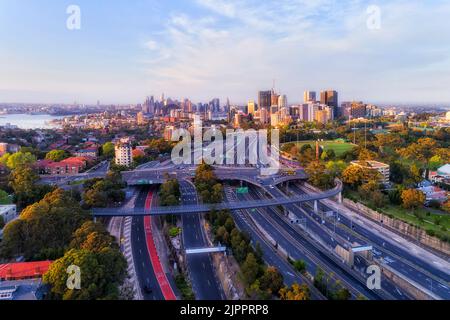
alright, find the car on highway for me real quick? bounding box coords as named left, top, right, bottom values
left=143, top=285, right=153, bottom=294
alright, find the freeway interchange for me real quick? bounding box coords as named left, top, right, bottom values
left=40, top=141, right=450, bottom=300
left=89, top=159, right=450, bottom=300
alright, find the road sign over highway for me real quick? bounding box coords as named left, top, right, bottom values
left=237, top=187, right=249, bottom=194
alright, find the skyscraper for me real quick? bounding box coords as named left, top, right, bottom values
left=259, top=108, right=269, bottom=124
left=247, top=100, right=257, bottom=115
left=320, top=90, right=338, bottom=116
left=271, top=89, right=280, bottom=106
left=278, top=95, right=287, bottom=109
left=258, top=91, right=272, bottom=111
left=304, top=91, right=316, bottom=103
left=143, top=96, right=155, bottom=114
left=350, top=101, right=367, bottom=118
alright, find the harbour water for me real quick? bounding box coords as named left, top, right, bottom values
left=0, top=113, right=63, bottom=129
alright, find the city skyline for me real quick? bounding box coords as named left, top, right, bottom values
left=1, top=0, right=450, bottom=105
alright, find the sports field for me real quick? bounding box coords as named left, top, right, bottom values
left=284, top=140, right=356, bottom=157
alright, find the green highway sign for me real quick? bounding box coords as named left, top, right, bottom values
left=237, top=187, right=249, bottom=194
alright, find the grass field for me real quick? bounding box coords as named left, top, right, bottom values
left=285, top=140, right=356, bottom=157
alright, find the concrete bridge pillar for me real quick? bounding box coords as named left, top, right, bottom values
left=93, top=216, right=97, bottom=223
left=240, top=180, right=243, bottom=187
left=338, top=192, right=343, bottom=204
left=314, top=200, right=319, bottom=214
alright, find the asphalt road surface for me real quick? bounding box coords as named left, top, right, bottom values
left=179, top=180, right=224, bottom=300
left=130, top=187, right=164, bottom=300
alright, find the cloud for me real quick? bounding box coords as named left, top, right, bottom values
left=140, top=0, right=450, bottom=104
left=144, top=40, right=159, bottom=51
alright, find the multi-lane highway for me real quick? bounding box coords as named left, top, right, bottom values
left=284, top=183, right=450, bottom=299
left=238, top=184, right=395, bottom=300
left=223, top=184, right=326, bottom=300
left=130, top=188, right=165, bottom=300
left=179, top=180, right=224, bottom=300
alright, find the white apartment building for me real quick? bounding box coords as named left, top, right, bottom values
left=115, top=138, right=132, bottom=167
left=0, top=205, right=17, bottom=225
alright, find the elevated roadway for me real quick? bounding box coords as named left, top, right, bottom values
left=93, top=180, right=343, bottom=217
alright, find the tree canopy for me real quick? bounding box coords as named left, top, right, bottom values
left=45, top=150, right=70, bottom=162
left=1, top=189, right=90, bottom=260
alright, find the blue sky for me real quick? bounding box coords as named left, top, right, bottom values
left=1, top=0, right=450, bottom=105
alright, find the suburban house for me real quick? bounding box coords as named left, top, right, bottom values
left=74, top=146, right=99, bottom=158
left=430, top=164, right=450, bottom=187
left=0, top=261, right=52, bottom=300
left=36, top=157, right=90, bottom=176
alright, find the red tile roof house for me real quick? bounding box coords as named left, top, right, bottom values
left=0, top=261, right=52, bottom=281
left=36, top=157, right=90, bottom=176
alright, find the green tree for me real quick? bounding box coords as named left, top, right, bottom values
left=240, top=253, right=260, bottom=285
left=9, top=165, right=54, bottom=207
left=159, top=179, right=181, bottom=206
left=0, top=153, right=11, bottom=167
left=258, top=266, right=284, bottom=296
left=6, top=152, right=36, bottom=170
left=1, top=189, right=89, bottom=260
left=279, top=283, right=310, bottom=300
left=398, top=137, right=438, bottom=169
left=305, top=161, right=334, bottom=189
left=401, top=189, right=426, bottom=210
left=293, top=260, right=307, bottom=274
left=194, top=163, right=223, bottom=204
left=0, top=189, right=11, bottom=204
left=326, top=160, right=347, bottom=177
left=43, top=248, right=126, bottom=300
left=333, top=287, right=351, bottom=300
left=102, top=142, right=115, bottom=158
left=83, top=188, right=108, bottom=208
left=45, top=150, right=70, bottom=162
left=82, top=175, right=125, bottom=208
left=70, top=221, right=115, bottom=252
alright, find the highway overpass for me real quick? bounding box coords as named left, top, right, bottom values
left=92, top=180, right=343, bottom=217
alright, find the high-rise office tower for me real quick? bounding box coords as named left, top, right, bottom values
left=210, top=98, right=220, bottom=112
left=271, top=89, right=279, bottom=106
left=350, top=101, right=367, bottom=118
left=247, top=100, right=257, bottom=115
left=278, top=95, right=287, bottom=109
left=259, top=107, right=269, bottom=124
left=258, top=91, right=272, bottom=111
left=234, top=113, right=242, bottom=128
left=304, top=91, right=316, bottom=103
left=320, top=90, right=338, bottom=116
left=228, top=107, right=237, bottom=123
left=270, top=105, right=279, bottom=115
